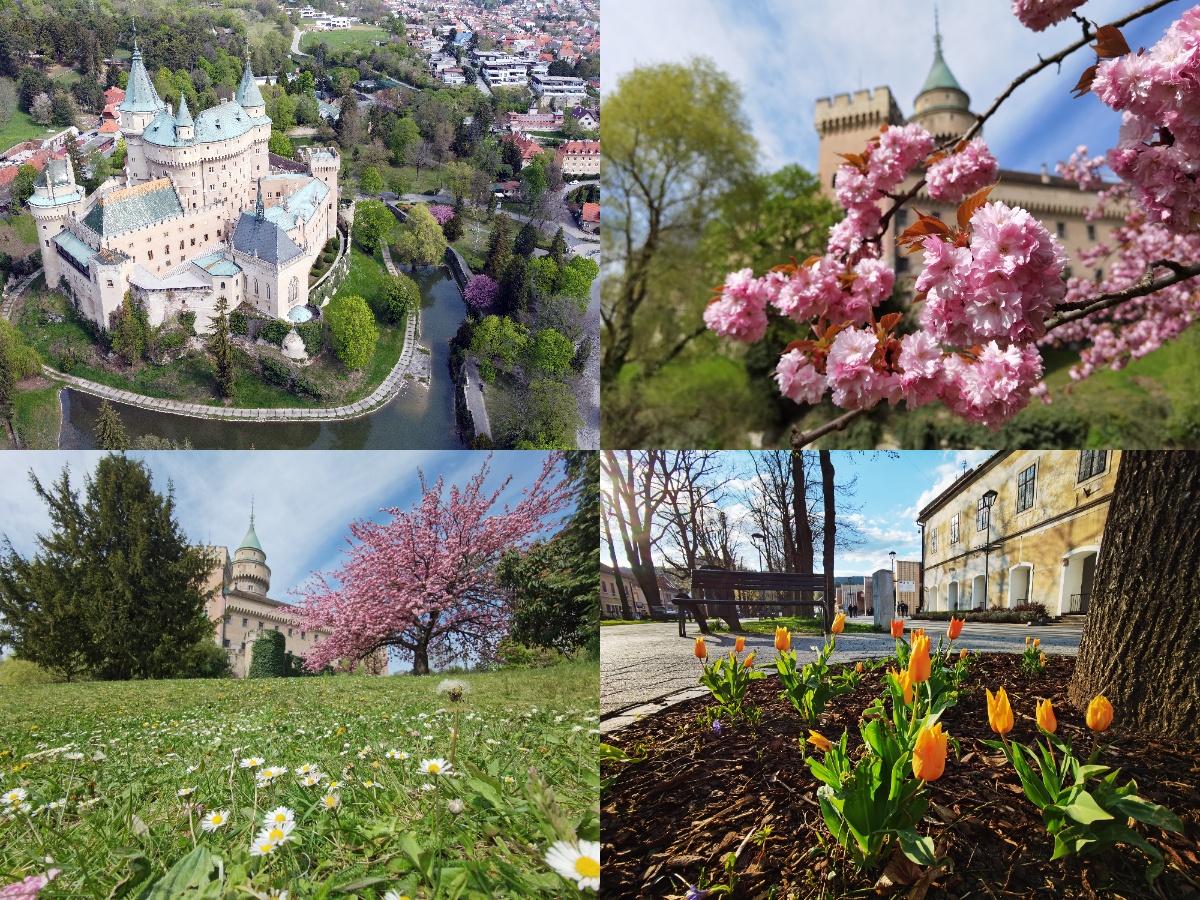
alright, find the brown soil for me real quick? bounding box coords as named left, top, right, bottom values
left=15, top=375, right=53, bottom=391
left=601, top=654, right=1200, bottom=899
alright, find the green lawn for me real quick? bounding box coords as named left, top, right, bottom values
left=0, top=109, right=57, bottom=156
left=11, top=381, right=62, bottom=449
left=299, top=25, right=390, bottom=52
left=599, top=619, right=657, bottom=627
left=0, top=661, right=599, bottom=898
left=741, top=616, right=880, bottom=636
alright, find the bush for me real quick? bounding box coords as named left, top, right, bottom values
left=0, top=658, right=61, bottom=686
left=158, top=329, right=186, bottom=351
left=247, top=630, right=286, bottom=678
left=260, top=355, right=292, bottom=388
left=297, top=320, right=324, bottom=356
left=179, top=311, right=197, bottom=336
left=229, top=310, right=249, bottom=335
left=326, top=294, right=378, bottom=370
left=382, top=272, right=420, bottom=324
left=260, top=319, right=291, bottom=347
left=912, top=603, right=1049, bottom=624
left=178, top=640, right=232, bottom=679
left=495, top=638, right=565, bottom=669
left=292, top=374, right=324, bottom=400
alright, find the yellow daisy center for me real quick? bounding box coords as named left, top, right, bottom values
left=428, top=764, right=440, bottom=773
left=575, top=856, right=600, bottom=878
left=211, top=814, right=223, bottom=824
left=267, top=827, right=285, bottom=841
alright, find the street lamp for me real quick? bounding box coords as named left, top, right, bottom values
left=889, top=550, right=897, bottom=618
left=981, top=489, right=999, bottom=610
left=751, top=532, right=766, bottom=572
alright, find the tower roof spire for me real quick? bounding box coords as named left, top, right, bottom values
left=120, top=25, right=166, bottom=114
left=239, top=505, right=263, bottom=554
left=255, top=179, right=265, bottom=222
left=916, top=7, right=964, bottom=99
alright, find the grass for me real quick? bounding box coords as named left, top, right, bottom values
left=9, top=211, right=37, bottom=245
left=0, top=109, right=55, bottom=156
left=599, top=619, right=658, bottom=627
left=11, top=381, right=61, bottom=449
left=0, top=661, right=599, bottom=898
left=299, top=26, right=390, bottom=53
left=740, top=616, right=881, bottom=636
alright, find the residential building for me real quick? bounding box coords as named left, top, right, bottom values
left=555, top=139, right=599, bottom=176
left=507, top=109, right=564, bottom=132
left=600, top=564, right=678, bottom=619
left=482, top=56, right=530, bottom=87
left=531, top=74, right=587, bottom=102
left=894, top=560, right=920, bottom=612
left=569, top=106, right=599, bottom=130
left=918, top=451, right=1121, bottom=616
left=578, top=201, right=599, bottom=233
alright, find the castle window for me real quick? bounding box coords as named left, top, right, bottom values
left=224, top=615, right=231, bottom=623
left=1056, top=222, right=1066, bottom=239
left=1094, top=269, right=1102, bottom=281
left=258, top=621, right=263, bottom=629
left=240, top=642, right=245, bottom=650
left=223, top=638, right=230, bottom=647
left=255, top=279, right=259, bottom=295
left=301, top=632, right=306, bottom=640
left=107, top=280, right=113, bottom=287
left=221, top=281, right=226, bottom=289
left=274, top=624, right=280, bottom=631
left=1087, top=224, right=1096, bottom=241
left=147, top=250, right=153, bottom=260
left=191, top=238, right=195, bottom=246
left=205, top=234, right=209, bottom=242
left=242, top=617, right=248, bottom=627
left=267, top=284, right=271, bottom=299
left=180, top=241, right=184, bottom=250
left=288, top=628, right=293, bottom=636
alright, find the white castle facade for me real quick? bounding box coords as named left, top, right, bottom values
left=28, top=39, right=340, bottom=335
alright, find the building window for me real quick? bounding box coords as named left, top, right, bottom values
left=223, top=638, right=230, bottom=647
left=241, top=617, right=248, bottom=627
left=147, top=250, right=153, bottom=260
left=288, top=628, right=293, bottom=636
left=204, top=234, right=209, bottom=242
left=976, top=497, right=991, bottom=532
left=240, top=642, right=245, bottom=650
left=930, top=528, right=937, bottom=553
left=1078, top=450, right=1108, bottom=482
left=274, top=624, right=280, bottom=631
left=224, top=614, right=231, bottom=623
left=1094, top=269, right=1103, bottom=281
left=190, top=238, right=195, bottom=246
left=301, top=632, right=306, bottom=640
left=1087, top=224, right=1096, bottom=241
left=1056, top=222, right=1066, bottom=239
left=895, top=209, right=908, bottom=228
left=950, top=514, right=959, bottom=544
left=258, top=621, right=264, bottom=630
left=1016, top=464, right=1036, bottom=512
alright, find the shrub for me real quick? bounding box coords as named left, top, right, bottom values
left=159, top=329, right=186, bottom=351
left=382, top=273, right=420, bottom=324
left=496, top=638, right=565, bottom=669
left=912, top=604, right=1049, bottom=624
left=297, top=320, right=324, bottom=356
left=179, top=311, right=197, bottom=336
left=0, top=657, right=61, bottom=686
left=326, top=294, right=378, bottom=370
left=260, top=319, right=291, bottom=347
left=179, top=641, right=232, bottom=679
left=229, top=310, right=249, bottom=335
left=247, top=630, right=286, bottom=678
left=292, top=374, right=324, bottom=400
left=260, top=356, right=292, bottom=388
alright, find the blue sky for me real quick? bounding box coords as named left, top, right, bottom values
left=603, top=0, right=1184, bottom=174
left=0, top=451, right=567, bottom=671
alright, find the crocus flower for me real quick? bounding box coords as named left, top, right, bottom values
left=694, top=638, right=707, bottom=660
left=1036, top=698, right=1057, bottom=733
left=986, top=687, right=1014, bottom=735
left=912, top=722, right=947, bottom=781
left=712, top=720, right=721, bottom=735
left=1086, top=695, right=1113, bottom=732
left=947, top=616, right=963, bottom=640
left=831, top=613, right=846, bottom=634
left=807, top=730, right=833, bottom=752
left=908, top=634, right=932, bottom=684
left=734, top=636, right=745, bottom=654
left=774, top=627, right=791, bottom=652
left=890, top=619, right=905, bottom=638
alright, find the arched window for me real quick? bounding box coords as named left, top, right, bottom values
left=254, top=278, right=259, bottom=295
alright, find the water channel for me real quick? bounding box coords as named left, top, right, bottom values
left=59, top=267, right=467, bottom=450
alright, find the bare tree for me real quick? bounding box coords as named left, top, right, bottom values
left=601, top=503, right=633, bottom=621
left=601, top=451, right=672, bottom=620
left=819, top=450, right=837, bottom=634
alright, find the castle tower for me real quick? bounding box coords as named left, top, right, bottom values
left=230, top=506, right=271, bottom=596
left=236, top=61, right=267, bottom=119
left=908, top=17, right=976, bottom=143
left=27, top=157, right=85, bottom=291
left=174, top=93, right=194, bottom=143
left=119, top=29, right=167, bottom=185
left=813, top=87, right=905, bottom=201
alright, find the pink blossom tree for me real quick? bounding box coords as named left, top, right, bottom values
left=293, top=454, right=574, bottom=675
left=705, top=1, right=1200, bottom=446
left=427, top=204, right=456, bottom=226
left=464, top=274, right=500, bottom=310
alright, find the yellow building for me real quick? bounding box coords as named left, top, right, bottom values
left=918, top=451, right=1119, bottom=616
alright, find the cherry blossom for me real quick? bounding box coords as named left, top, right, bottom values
left=1011, top=0, right=1088, bottom=32
left=463, top=274, right=499, bottom=310
left=426, top=204, right=456, bottom=226
left=927, top=139, right=999, bottom=203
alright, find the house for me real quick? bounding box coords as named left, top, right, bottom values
left=555, top=139, right=599, bottom=177
left=578, top=201, right=598, bottom=232
left=570, top=106, right=598, bottom=130
left=600, top=564, right=679, bottom=619
left=504, top=133, right=544, bottom=169
left=506, top=109, right=564, bottom=132
left=530, top=74, right=587, bottom=102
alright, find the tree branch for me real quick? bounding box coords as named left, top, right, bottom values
left=790, top=408, right=868, bottom=449
left=1045, top=259, right=1200, bottom=330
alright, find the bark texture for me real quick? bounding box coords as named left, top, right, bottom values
left=1067, top=451, right=1200, bottom=740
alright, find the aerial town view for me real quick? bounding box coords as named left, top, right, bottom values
left=0, top=0, right=599, bottom=450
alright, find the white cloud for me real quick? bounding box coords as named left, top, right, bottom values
left=899, top=451, right=996, bottom=521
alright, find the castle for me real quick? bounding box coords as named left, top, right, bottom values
left=28, top=37, right=340, bottom=336
left=813, top=25, right=1123, bottom=284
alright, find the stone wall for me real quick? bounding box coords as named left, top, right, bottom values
left=308, top=227, right=349, bottom=308
left=444, top=245, right=473, bottom=291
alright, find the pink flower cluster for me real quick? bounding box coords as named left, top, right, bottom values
left=463, top=273, right=499, bottom=310
left=1056, top=145, right=1107, bottom=192
left=926, top=138, right=999, bottom=203
left=1092, top=10, right=1200, bottom=233
left=703, top=269, right=770, bottom=343
left=1011, top=0, right=1088, bottom=32
left=917, top=200, right=1068, bottom=347
left=0, top=871, right=59, bottom=899
left=427, top=204, right=456, bottom=226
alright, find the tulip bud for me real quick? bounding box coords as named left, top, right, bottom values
left=908, top=634, right=931, bottom=684
left=912, top=722, right=947, bottom=782
left=806, top=730, right=833, bottom=752
left=734, top=636, right=745, bottom=654
left=1025, top=636, right=1031, bottom=645
left=774, top=626, right=791, bottom=653
left=889, top=668, right=914, bottom=705
left=890, top=619, right=905, bottom=639
left=743, top=653, right=755, bottom=669
left=694, top=637, right=707, bottom=660
left=1039, top=652, right=1046, bottom=666
left=986, top=687, right=1013, bottom=735
left=959, top=648, right=968, bottom=661
left=855, top=661, right=863, bottom=674
left=1033, top=638, right=1041, bottom=648
left=1086, top=695, right=1113, bottom=732
left=831, top=613, right=845, bottom=635
left=947, top=616, right=963, bottom=640
left=1036, top=698, right=1057, bottom=734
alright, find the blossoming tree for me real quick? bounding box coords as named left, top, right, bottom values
left=704, top=0, right=1200, bottom=446
left=293, top=455, right=574, bottom=675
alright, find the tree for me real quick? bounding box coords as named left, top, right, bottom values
left=248, top=630, right=286, bottom=678
left=207, top=296, right=235, bottom=397
left=352, top=199, right=395, bottom=255
left=502, top=451, right=599, bottom=655
left=382, top=272, right=419, bottom=324
left=549, top=227, right=567, bottom=268
left=818, top=450, right=837, bottom=633
left=470, top=314, right=528, bottom=376
left=93, top=400, right=129, bottom=450
left=0, top=456, right=218, bottom=681
left=529, top=256, right=559, bottom=297
left=0, top=79, right=16, bottom=131
left=602, top=59, right=757, bottom=385
left=443, top=213, right=464, bottom=241
left=515, top=220, right=539, bottom=258
left=268, top=130, right=294, bottom=158
left=50, top=91, right=77, bottom=127
left=29, top=91, right=52, bottom=125
left=528, top=327, right=574, bottom=378
left=326, top=294, right=378, bottom=370
left=294, top=455, right=573, bottom=675
left=1068, top=452, right=1200, bottom=740
left=111, top=295, right=149, bottom=364
left=601, top=451, right=671, bottom=623
left=0, top=319, right=39, bottom=445
left=359, top=166, right=383, bottom=195
left=405, top=138, right=438, bottom=179
left=519, top=157, right=548, bottom=213
left=498, top=256, right=531, bottom=316
left=484, top=214, right=514, bottom=279
left=395, top=204, right=447, bottom=268
left=11, top=164, right=36, bottom=210
left=556, top=255, right=598, bottom=304
left=335, top=90, right=362, bottom=147
left=463, top=273, right=499, bottom=311
left=389, top=116, right=420, bottom=164
left=444, top=159, right=475, bottom=205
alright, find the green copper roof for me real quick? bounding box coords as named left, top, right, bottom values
left=176, top=93, right=193, bottom=128
left=237, top=65, right=265, bottom=109
left=918, top=44, right=963, bottom=98
left=120, top=43, right=166, bottom=114
left=82, top=180, right=183, bottom=236
left=238, top=518, right=263, bottom=553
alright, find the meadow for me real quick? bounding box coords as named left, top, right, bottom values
left=0, top=662, right=599, bottom=898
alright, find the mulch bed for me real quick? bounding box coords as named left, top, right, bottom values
left=601, top=654, right=1200, bottom=899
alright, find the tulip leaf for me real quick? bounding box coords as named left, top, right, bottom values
left=1009, top=742, right=1052, bottom=810
left=1108, top=795, right=1184, bottom=832
left=1061, top=789, right=1114, bottom=825
left=897, top=828, right=937, bottom=867
left=1076, top=764, right=1109, bottom=783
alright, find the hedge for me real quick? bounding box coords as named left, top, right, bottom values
left=261, top=356, right=292, bottom=388
left=912, top=603, right=1050, bottom=624
left=247, top=630, right=286, bottom=678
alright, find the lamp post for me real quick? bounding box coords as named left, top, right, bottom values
left=751, top=532, right=765, bottom=572
left=889, top=550, right=897, bottom=618
left=981, top=489, right=998, bottom=610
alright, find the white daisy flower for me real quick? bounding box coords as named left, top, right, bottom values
left=263, top=806, right=295, bottom=828
left=177, top=787, right=196, bottom=797
left=321, top=793, right=340, bottom=811
left=200, top=810, right=230, bottom=832
left=419, top=758, right=451, bottom=776
left=545, top=840, right=601, bottom=891
left=296, top=764, right=317, bottom=775
left=249, top=837, right=278, bottom=857
left=300, top=773, right=325, bottom=787
left=239, top=757, right=265, bottom=769
left=255, top=824, right=294, bottom=848
left=63, top=752, right=84, bottom=761
left=420, top=784, right=434, bottom=792
left=383, top=891, right=412, bottom=900
left=2, top=789, right=27, bottom=805
left=385, top=749, right=408, bottom=760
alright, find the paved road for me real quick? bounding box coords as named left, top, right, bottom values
left=576, top=275, right=599, bottom=449
left=463, top=358, right=492, bottom=439
left=600, top=617, right=1085, bottom=719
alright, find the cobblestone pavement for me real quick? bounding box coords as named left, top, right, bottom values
left=600, top=617, right=1085, bottom=723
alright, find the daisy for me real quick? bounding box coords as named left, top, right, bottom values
left=300, top=773, right=325, bottom=787
left=420, top=784, right=434, bottom=792
left=545, top=840, right=601, bottom=891
left=419, top=758, right=451, bottom=776
left=2, top=789, right=27, bottom=805
left=239, top=757, right=264, bottom=769
left=263, top=806, right=295, bottom=828
left=249, top=836, right=278, bottom=857
left=321, top=793, right=340, bottom=811
left=177, top=787, right=196, bottom=797
left=200, top=810, right=230, bottom=832
left=186, top=765, right=199, bottom=774
left=362, top=780, right=379, bottom=789
left=255, top=824, right=294, bottom=848
left=63, top=752, right=84, bottom=761
left=295, top=764, right=317, bottom=775
left=383, top=892, right=412, bottom=900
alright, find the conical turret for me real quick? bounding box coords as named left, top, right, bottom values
left=237, top=57, right=266, bottom=116
left=175, top=92, right=194, bottom=141
left=908, top=11, right=975, bottom=142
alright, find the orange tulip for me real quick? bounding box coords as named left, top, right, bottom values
left=774, top=626, right=791, bottom=653
left=986, top=687, right=1013, bottom=735
left=1036, top=698, right=1057, bottom=734
left=959, top=648, right=968, bottom=661
left=1039, top=652, right=1047, bottom=667
left=947, top=616, right=963, bottom=640
left=1086, top=695, right=1113, bottom=732
left=890, top=619, right=905, bottom=639
left=694, top=637, right=707, bottom=660
left=807, top=730, right=833, bottom=752
left=743, top=652, right=756, bottom=669
left=1033, top=638, right=1041, bottom=648
left=1025, top=635, right=1031, bottom=645
left=912, top=722, right=947, bottom=781
left=889, top=668, right=914, bottom=705
left=831, top=613, right=846, bottom=635
left=734, top=636, right=745, bottom=654
left=855, top=661, right=864, bottom=674
left=908, top=634, right=931, bottom=684
left=910, top=628, right=926, bottom=641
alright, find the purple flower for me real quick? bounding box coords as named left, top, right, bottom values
left=711, top=720, right=722, bottom=735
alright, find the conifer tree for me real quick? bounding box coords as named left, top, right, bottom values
left=515, top=221, right=539, bottom=258
left=93, top=399, right=129, bottom=450
left=549, top=227, right=567, bottom=268
left=484, top=214, right=514, bottom=280
left=208, top=296, right=235, bottom=398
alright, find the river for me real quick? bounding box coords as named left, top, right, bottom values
left=59, top=267, right=467, bottom=450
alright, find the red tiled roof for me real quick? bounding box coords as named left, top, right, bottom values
left=98, top=119, right=120, bottom=134
left=582, top=202, right=599, bottom=223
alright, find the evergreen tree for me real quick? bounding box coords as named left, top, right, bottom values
left=335, top=90, right=362, bottom=148
left=208, top=296, right=235, bottom=398
left=549, top=227, right=568, bottom=268
left=514, top=220, right=539, bottom=258
left=93, top=399, right=129, bottom=450
left=443, top=213, right=464, bottom=242
left=0, top=456, right=218, bottom=681
left=498, top=256, right=531, bottom=317
left=484, top=214, right=514, bottom=280
left=111, top=293, right=148, bottom=364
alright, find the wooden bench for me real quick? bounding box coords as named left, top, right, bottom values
left=681, top=568, right=830, bottom=636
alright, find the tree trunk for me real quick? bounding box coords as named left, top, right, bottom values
left=1068, top=451, right=1200, bottom=740
left=819, top=451, right=836, bottom=634
left=412, top=639, right=430, bottom=676
left=793, top=451, right=815, bottom=617
left=602, top=507, right=634, bottom=620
